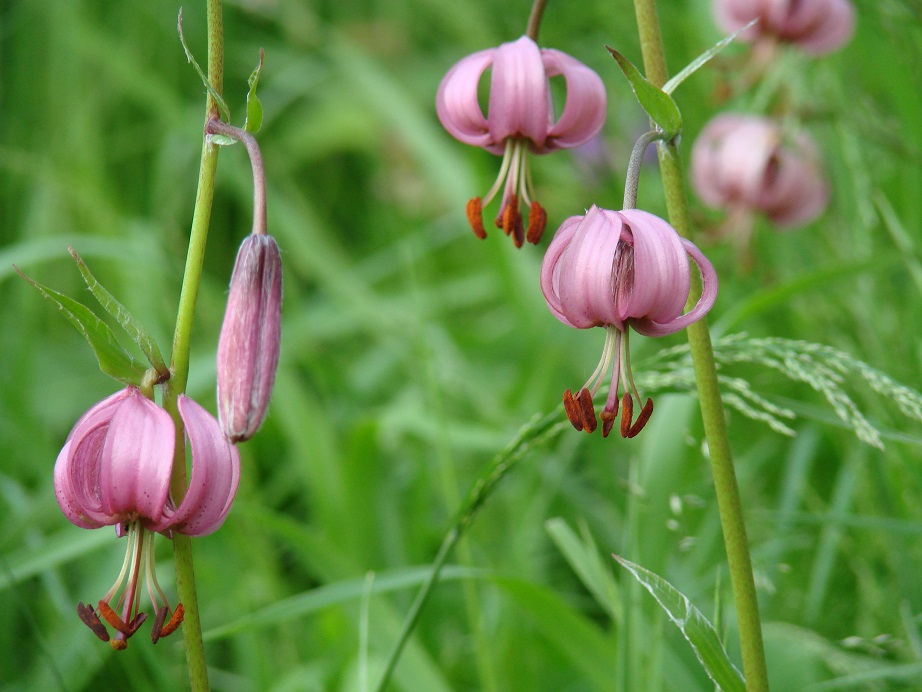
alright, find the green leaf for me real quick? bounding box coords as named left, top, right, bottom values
left=177, top=8, right=230, bottom=122
left=545, top=518, right=621, bottom=622
left=245, top=48, right=265, bottom=134
left=662, top=18, right=759, bottom=95
left=607, top=46, right=682, bottom=138
left=68, top=247, right=169, bottom=377
left=612, top=554, right=746, bottom=692
left=14, top=266, right=146, bottom=385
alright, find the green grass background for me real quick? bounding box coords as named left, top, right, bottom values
left=2, top=1, right=922, bottom=689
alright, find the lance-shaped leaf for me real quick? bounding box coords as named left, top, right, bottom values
left=607, top=47, right=682, bottom=139
left=613, top=554, right=746, bottom=692
left=15, top=267, right=146, bottom=385
left=245, top=48, right=265, bottom=134
left=68, top=247, right=169, bottom=379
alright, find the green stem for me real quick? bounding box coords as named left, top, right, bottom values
left=623, top=130, right=666, bottom=210
left=630, top=2, right=770, bottom=690
left=162, top=1, right=224, bottom=690
left=525, top=0, right=549, bottom=41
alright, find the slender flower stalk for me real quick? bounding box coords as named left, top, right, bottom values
left=632, top=1, right=770, bottom=689
left=160, top=0, right=226, bottom=688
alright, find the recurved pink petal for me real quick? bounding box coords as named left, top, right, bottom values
left=99, top=388, right=174, bottom=525
left=157, top=396, right=240, bottom=536
left=54, top=389, right=135, bottom=529
left=487, top=36, right=550, bottom=148
left=615, top=210, right=691, bottom=325
left=630, top=238, right=719, bottom=337
left=436, top=48, right=496, bottom=150
left=540, top=49, right=607, bottom=152
left=542, top=206, right=627, bottom=330
left=797, top=1, right=855, bottom=54
left=540, top=214, right=585, bottom=328
left=758, top=146, right=829, bottom=227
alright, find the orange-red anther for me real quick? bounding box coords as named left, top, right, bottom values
left=466, top=198, right=487, bottom=239
left=577, top=388, right=597, bottom=433
left=77, top=602, right=110, bottom=642
left=159, top=603, right=185, bottom=639
left=563, top=389, right=584, bottom=431
left=526, top=201, right=547, bottom=244
left=627, top=398, right=654, bottom=438
left=619, top=393, right=634, bottom=438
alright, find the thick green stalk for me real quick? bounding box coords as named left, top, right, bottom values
left=630, top=1, right=770, bottom=690
left=162, top=1, right=224, bottom=690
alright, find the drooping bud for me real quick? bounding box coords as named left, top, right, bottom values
left=217, top=234, right=282, bottom=442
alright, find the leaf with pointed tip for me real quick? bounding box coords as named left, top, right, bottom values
left=14, top=267, right=146, bottom=385
left=613, top=554, right=746, bottom=692
left=245, top=48, right=265, bottom=134
left=663, top=19, right=760, bottom=95
left=607, top=47, right=682, bottom=138
left=68, top=247, right=169, bottom=377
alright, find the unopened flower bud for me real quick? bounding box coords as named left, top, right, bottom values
left=217, top=234, right=282, bottom=442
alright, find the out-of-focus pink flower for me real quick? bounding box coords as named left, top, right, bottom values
left=714, top=0, right=855, bottom=55
left=437, top=35, right=606, bottom=246
left=691, top=113, right=829, bottom=229
left=541, top=206, right=718, bottom=437
left=217, top=234, right=282, bottom=443
left=54, top=387, right=240, bottom=648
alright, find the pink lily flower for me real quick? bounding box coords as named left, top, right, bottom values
left=437, top=35, right=606, bottom=246
left=541, top=206, right=718, bottom=437
left=713, top=0, right=855, bottom=55
left=54, top=387, right=240, bottom=648
left=690, top=113, right=829, bottom=229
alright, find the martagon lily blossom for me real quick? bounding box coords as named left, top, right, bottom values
left=54, top=387, right=240, bottom=649
left=713, top=0, right=855, bottom=55
left=690, top=113, right=829, bottom=229
left=436, top=35, right=606, bottom=247
left=541, top=206, right=718, bottom=437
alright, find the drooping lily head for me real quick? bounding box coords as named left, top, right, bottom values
left=54, top=387, right=240, bottom=648
left=437, top=35, right=606, bottom=246
left=690, top=113, right=829, bottom=230
left=713, top=0, right=855, bottom=55
left=714, top=0, right=855, bottom=55
left=540, top=206, right=718, bottom=436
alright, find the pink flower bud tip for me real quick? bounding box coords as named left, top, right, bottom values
left=217, top=234, right=283, bottom=442
left=437, top=36, right=607, bottom=245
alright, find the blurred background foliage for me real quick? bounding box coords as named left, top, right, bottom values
left=2, top=0, right=922, bottom=690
